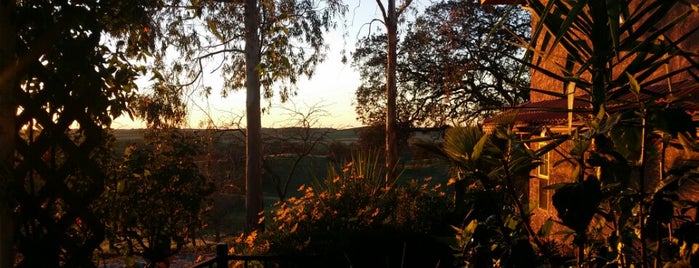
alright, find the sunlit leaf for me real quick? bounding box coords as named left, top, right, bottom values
left=625, top=72, right=640, bottom=96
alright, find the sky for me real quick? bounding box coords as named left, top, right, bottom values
left=112, top=1, right=419, bottom=130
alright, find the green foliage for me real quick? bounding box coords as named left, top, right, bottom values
left=260, top=152, right=455, bottom=267
left=556, top=109, right=699, bottom=267
left=442, top=126, right=497, bottom=172
left=98, top=129, right=214, bottom=266
left=357, top=124, right=387, bottom=151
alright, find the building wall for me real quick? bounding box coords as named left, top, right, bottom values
left=528, top=4, right=569, bottom=103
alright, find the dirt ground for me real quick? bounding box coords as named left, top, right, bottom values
left=98, top=252, right=216, bottom=268
left=95, top=242, right=217, bottom=268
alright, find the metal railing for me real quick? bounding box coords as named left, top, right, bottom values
left=188, top=244, right=318, bottom=268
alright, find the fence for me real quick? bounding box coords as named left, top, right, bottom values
left=188, top=244, right=319, bottom=268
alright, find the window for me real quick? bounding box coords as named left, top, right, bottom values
left=537, top=132, right=550, bottom=209
left=538, top=147, right=550, bottom=178
left=538, top=174, right=549, bottom=209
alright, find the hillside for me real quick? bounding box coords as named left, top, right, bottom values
left=109, top=127, right=365, bottom=154
left=111, top=127, right=363, bottom=144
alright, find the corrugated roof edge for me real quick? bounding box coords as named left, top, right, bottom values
left=480, top=0, right=518, bottom=5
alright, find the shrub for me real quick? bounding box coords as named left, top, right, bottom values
left=98, top=129, right=214, bottom=266
left=261, top=152, right=456, bottom=267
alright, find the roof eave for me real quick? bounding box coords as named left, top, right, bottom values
left=480, top=0, right=519, bottom=5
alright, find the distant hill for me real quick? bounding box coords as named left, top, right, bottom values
left=111, top=127, right=364, bottom=138
left=110, top=127, right=364, bottom=150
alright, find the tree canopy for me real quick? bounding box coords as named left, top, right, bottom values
left=143, top=0, right=347, bottom=106
left=352, top=0, right=530, bottom=127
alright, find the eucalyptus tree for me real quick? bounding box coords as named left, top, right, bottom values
left=0, top=0, right=164, bottom=266
left=353, top=0, right=529, bottom=127
left=370, top=0, right=414, bottom=185
left=149, top=0, right=347, bottom=232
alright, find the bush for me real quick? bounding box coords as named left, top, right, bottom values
left=260, top=152, right=456, bottom=267
left=98, top=129, right=214, bottom=266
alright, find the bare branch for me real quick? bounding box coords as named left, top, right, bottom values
left=201, top=34, right=247, bottom=49
left=263, top=101, right=332, bottom=201
left=196, top=48, right=244, bottom=61
left=357, top=18, right=386, bottom=40
left=170, top=60, right=204, bottom=88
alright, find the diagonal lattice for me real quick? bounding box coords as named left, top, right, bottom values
left=12, top=54, right=110, bottom=268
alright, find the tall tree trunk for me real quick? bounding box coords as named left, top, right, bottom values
left=385, top=0, right=398, bottom=185
left=0, top=1, right=16, bottom=266
left=244, top=0, right=264, bottom=233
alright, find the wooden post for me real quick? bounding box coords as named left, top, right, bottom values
left=216, top=243, right=228, bottom=268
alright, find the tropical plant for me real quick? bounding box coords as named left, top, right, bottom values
left=512, top=0, right=699, bottom=266
left=431, top=125, right=571, bottom=267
